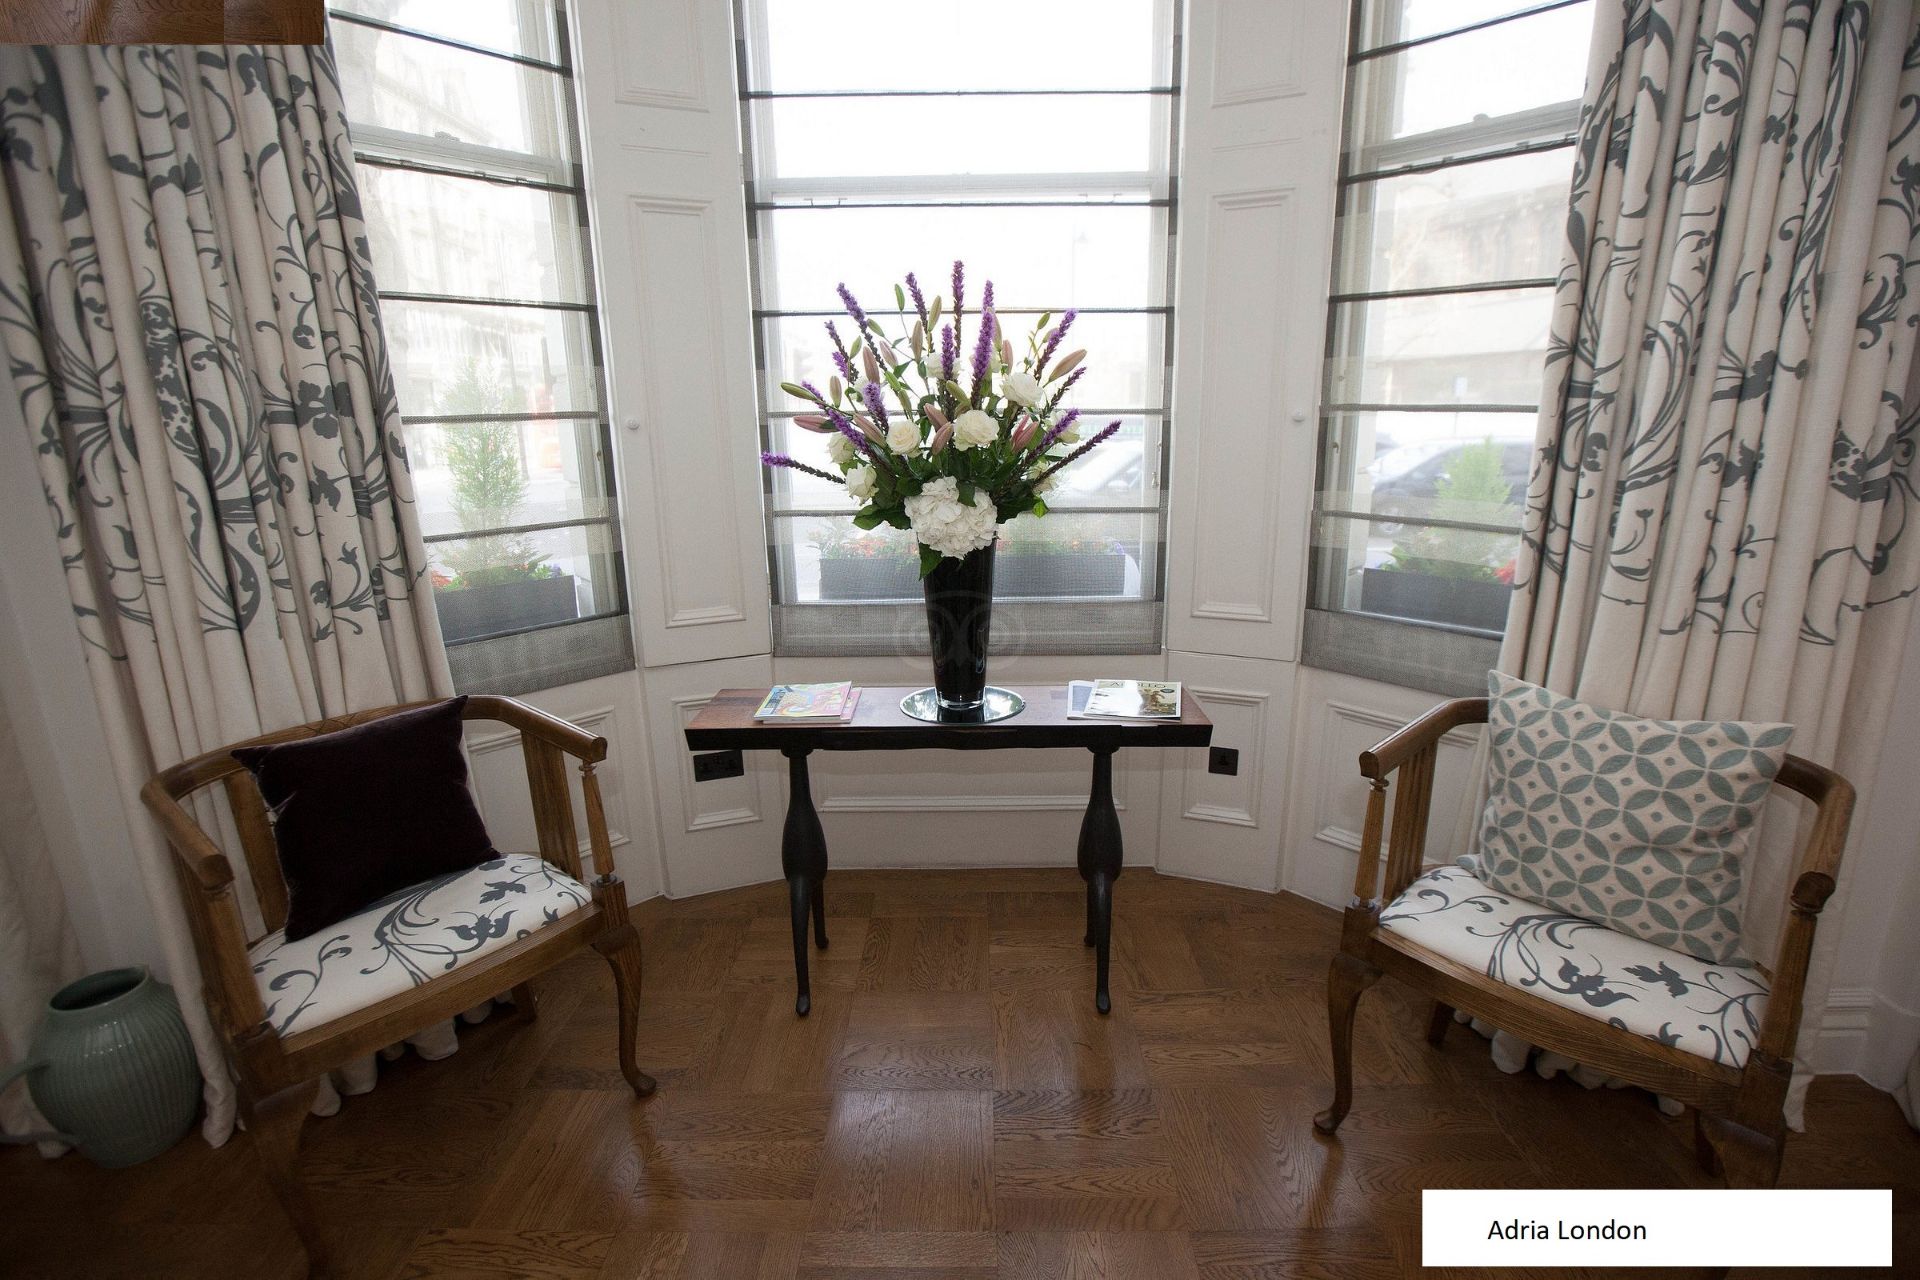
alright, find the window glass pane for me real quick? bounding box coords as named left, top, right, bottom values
left=1336, top=147, right=1572, bottom=293
left=429, top=521, right=620, bottom=643
left=1349, top=2, right=1591, bottom=148
left=761, top=313, right=1163, bottom=423
left=1314, top=513, right=1520, bottom=634
left=333, top=19, right=572, bottom=164
left=758, top=206, right=1163, bottom=313
left=361, top=167, right=586, bottom=303
left=386, top=299, right=600, bottom=416
left=1325, top=288, right=1556, bottom=407
left=753, top=95, right=1158, bottom=181
left=412, top=417, right=611, bottom=538
left=333, top=0, right=561, bottom=61
left=1356, top=0, right=1567, bottom=51
left=757, top=0, right=1164, bottom=93
left=1319, top=409, right=1536, bottom=521
left=775, top=510, right=1157, bottom=605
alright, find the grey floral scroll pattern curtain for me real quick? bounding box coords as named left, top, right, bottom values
left=1498, top=0, right=1920, bottom=1117
left=0, top=43, right=453, bottom=1143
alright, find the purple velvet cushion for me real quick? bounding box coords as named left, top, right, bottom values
left=232, top=697, right=495, bottom=941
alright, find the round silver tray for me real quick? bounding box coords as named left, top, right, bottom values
left=899, top=686, right=1026, bottom=724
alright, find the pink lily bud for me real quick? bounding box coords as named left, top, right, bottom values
left=878, top=340, right=900, bottom=366
left=1046, top=349, right=1085, bottom=383
left=1000, top=338, right=1013, bottom=370
left=910, top=321, right=925, bottom=358
left=929, top=423, right=953, bottom=454
left=928, top=295, right=943, bottom=328
left=924, top=403, right=950, bottom=430
left=829, top=375, right=843, bottom=403
left=862, top=344, right=880, bottom=384
left=794, top=414, right=830, bottom=432
left=1010, top=415, right=1037, bottom=449
left=852, top=411, right=883, bottom=442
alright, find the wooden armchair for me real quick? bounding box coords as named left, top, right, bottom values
left=1311, top=696, right=1854, bottom=1190
left=141, top=696, right=655, bottom=1277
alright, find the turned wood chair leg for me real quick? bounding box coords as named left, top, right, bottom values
left=1313, top=951, right=1382, bottom=1136
left=511, top=982, right=540, bottom=1022
left=1425, top=1000, right=1454, bottom=1046
left=1693, top=1109, right=1723, bottom=1177
left=593, top=924, right=658, bottom=1099
left=1700, top=1113, right=1783, bottom=1188
left=243, top=1078, right=329, bottom=1278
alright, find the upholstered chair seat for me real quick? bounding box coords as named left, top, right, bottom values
left=1379, top=865, right=1769, bottom=1069
left=249, top=853, right=590, bottom=1037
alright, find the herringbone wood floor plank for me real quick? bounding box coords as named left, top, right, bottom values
left=1, top=869, right=1913, bottom=1278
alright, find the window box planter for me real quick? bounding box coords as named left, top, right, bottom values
left=435, top=573, right=579, bottom=643
left=818, top=551, right=1129, bottom=602
left=1359, top=567, right=1509, bottom=633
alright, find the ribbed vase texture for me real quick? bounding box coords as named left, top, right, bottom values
left=15, top=967, right=199, bottom=1167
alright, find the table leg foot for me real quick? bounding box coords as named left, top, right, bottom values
left=1089, top=870, right=1113, bottom=1015
left=788, top=873, right=812, bottom=1018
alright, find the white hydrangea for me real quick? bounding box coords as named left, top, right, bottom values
left=827, top=433, right=856, bottom=468
left=845, top=464, right=877, bottom=502
left=1001, top=369, right=1043, bottom=409
left=905, top=476, right=998, bottom=559
left=885, top=420, right=921, bottom=454
left=952, top=408, right=999, bottom=451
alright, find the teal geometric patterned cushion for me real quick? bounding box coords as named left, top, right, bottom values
left=1476, top=672, right=1792, bottom=965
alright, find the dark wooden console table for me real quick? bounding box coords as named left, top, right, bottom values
left=683, top=685, right=1211, bottom=1017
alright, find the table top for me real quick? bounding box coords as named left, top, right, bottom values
left=684, top=686, right=1213, bottom=752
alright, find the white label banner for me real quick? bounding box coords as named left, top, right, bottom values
left=1424, top=1189, right=1891, bottom=1268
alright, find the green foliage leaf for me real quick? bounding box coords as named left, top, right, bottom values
left=918, top=544, right=942, bottom=578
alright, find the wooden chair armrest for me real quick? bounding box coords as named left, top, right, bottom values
left=1755, top=757, right=1856, bottom=1062
left=465, top=694, right=607, bottom=763
left=1348, top=698, right=1489, bottom=907
left=140, top=776, right=237, bottom=890
left=139, top=777, right=271, bottom=1036
left=1360, top=697, right=1487, bottom=780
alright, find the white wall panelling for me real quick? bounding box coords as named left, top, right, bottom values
left=1157, top=651, right=1296, bottom=891
left=572, top=0, right=771, bottom=668
left=1164, top=0, right=1344, bottom=664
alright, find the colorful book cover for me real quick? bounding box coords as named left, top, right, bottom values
left=1080, top=679, right=1181, bottom=720
left=753, top=681, right=855, bottom=719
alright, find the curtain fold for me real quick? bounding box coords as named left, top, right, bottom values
left=1494, top=0, right=1920, bottom=1120
left=0, top=43, right=454, bottom=1145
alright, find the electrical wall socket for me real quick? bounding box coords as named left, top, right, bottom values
left=1208, top=746, right=1239, bottom=776
left=691, top=750, right=745, bottom=782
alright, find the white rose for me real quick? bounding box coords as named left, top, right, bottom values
left=904, top=476, right=999, bottom=559
left=952, top=408, right=1000, bottom=451
left=827, top=434, right=855, bottom=468
left=1001, top=369, right=1043, bottom=409
left=1033, top=471, right=1058, bottom=495
left=1058, top=427, right=1081, bottom=445
left=845, top=464, right=877, bottom=503
left=886, top=420, right=921, bottom=454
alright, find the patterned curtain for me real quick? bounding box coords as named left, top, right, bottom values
left=0, top=44, right=453, bottom=1144
left=1499, top=0, right=1920, bottom=1117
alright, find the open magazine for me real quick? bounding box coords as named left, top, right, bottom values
left=1067, top=679, right=1182, bottom=721
left=753, top=682, right=861, bottom=720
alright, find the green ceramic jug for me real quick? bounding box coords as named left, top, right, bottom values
left=0, top=966, right=200, bottom=1167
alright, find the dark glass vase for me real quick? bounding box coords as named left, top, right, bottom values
left=922, top=545, right=996, bottom=713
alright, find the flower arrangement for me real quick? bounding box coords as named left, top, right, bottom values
left=760, top=261, right=1123, bottom=577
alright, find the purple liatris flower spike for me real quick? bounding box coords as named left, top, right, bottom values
left=1037, top=308, right=1076, bottom=376
left=938, top=323, right=957, bottom=381
left=1035, top=407, right=1081, bottom=456
left=861, top=378, right=889, bottom=430
left=969, top=281, right=996, bottom=393
left=905, top=272, right=927, bottom=326
left=950, top=260, right=964, bottom=319
left=760, top=452, right=845, bottom=484
left=836, top=283, right=867, bottom=330
left=826, top=321, right=855, bottom=383
left=1034, top=419, right=1123, bottom=487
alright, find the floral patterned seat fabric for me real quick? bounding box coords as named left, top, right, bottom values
left=250, top=853, right=590, bottom=1036
left=1379, top=864, right=1769, bottom=1069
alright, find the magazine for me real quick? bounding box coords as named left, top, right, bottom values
left=753, top=682, right=858, bottom=720
left=1069, top=679, right=1181, bottom=720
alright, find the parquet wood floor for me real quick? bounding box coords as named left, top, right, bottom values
left=2, top=869, right=1913, bottom=1277
left=0, top=0, right=319, bottom=43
